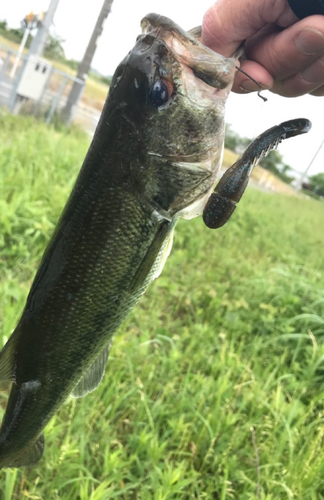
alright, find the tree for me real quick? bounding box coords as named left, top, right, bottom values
left=0, top=21, right=26, bottom=46
left=308, top=173, right=324, bottom=197
left=225, top=124, right=251, bottom=154
left=259, top=150, right=282, bottom=174
left=259, top=150, right=294, bottom=184
left=43, top=33, right=65, bottom=59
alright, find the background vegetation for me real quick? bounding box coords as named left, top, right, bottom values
left=0, top=114, right=323, bottom=499
left=307, top=172, right=324, bottom=197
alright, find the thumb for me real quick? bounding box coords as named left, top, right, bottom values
left=201, top=0, right=297, bottom=56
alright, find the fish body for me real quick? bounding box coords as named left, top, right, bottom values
left=0, top=14, right=236, bottom=468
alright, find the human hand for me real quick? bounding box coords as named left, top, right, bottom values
left=202, top=0, right=324, bottom=96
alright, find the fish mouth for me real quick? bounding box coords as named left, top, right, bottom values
left=140, top=13, right=237, bottom=93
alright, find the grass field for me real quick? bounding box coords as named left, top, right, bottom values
left=0, top=113, right=323, bottom=499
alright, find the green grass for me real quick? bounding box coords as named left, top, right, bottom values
left=0, top=113, right=324, bottom=499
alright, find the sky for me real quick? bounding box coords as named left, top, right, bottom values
left=1, top=0, right=324, bottom=177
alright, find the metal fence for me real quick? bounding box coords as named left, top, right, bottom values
left=0, top=44, right=101, bottom=134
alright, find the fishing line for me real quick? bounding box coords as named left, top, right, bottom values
left=235, top=66, right=268, bottom=140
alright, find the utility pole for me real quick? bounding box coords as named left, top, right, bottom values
left=10, top=12, right=38, bottom=78
left=10, top=22, right=32, bottom=78
left=28, top=0, right=60, bottom=56
left=62, top=0, right=114, bottom=124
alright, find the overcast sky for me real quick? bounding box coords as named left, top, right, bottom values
left=1, top=0, right=324, bottom=176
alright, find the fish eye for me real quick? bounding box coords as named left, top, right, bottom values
left=149, top=79, right=173, bottom=107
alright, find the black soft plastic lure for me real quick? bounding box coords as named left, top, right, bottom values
left=203, top=119, right=311, bottom=228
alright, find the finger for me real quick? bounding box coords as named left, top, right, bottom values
left=231, top=60, right=274, bottom=93
left=311, top=84, right=324, bottom=96
left=245, top=16, right=324, bottom=81
left=202, top=0, right=297, bottom=57
left=271, top=53, right=324, bottom=96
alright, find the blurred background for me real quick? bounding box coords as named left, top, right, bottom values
left=0, top=1, right=323, bottom=498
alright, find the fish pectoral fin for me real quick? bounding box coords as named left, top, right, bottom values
left=0, top=337, right=16, bottom=382
left=129, top=221, right=172, bottom=293
left=151, top=228, right=174, bottom=281
left=2, top=433, right=45, bottom=469
left=71, top=341, right=111, bottom=399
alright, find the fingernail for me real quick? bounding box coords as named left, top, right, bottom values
left=301, top=55, right=324, bottom=82
left=294, top=28, right=324, bottom=55
left=240, top=79, right=261, bottom=92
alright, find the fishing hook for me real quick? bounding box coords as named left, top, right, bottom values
left=235, top=66, right=268, bottom=102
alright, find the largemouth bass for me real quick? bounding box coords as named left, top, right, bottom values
left=0, top=14, right=311, bottom=468
left=0, top=13, right=238, bottom=469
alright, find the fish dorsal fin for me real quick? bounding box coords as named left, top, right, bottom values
left=2, top=433, right=45, bottom=468
left=0, top=337, right=16, bottom=382
left=71, top=342, right=111, bottom=399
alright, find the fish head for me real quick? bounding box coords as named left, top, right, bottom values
left=107, top=13, right=237, bottom=219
